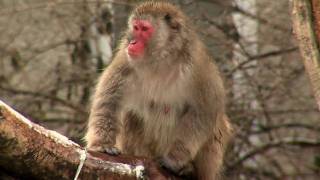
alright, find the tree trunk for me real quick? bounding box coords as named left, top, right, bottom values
left=0, top=100, right=178, bottom=180
left=292, top=0, right=320, bottom=110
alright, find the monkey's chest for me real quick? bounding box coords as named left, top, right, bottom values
left=123, top=85, right=182, bottom=129
left=123, top=70, right=188, bottom=114
left=124, top=99, right=179, bottom=154
left=121, top=77, right=187, bottom=154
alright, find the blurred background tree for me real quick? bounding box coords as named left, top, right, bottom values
left=0, top=0, right=319, bottom=179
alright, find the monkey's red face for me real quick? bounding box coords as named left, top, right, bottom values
left=127, top=20, right=154, bottom=58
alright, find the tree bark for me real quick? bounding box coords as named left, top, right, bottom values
left=292, top=0, right=320, bottom=110
left=311, top=0, right=320, bottom=42
left=0, top=100, right=178, bottom=180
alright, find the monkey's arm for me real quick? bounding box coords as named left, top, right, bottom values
left=85, top=54, right=130, bottom=154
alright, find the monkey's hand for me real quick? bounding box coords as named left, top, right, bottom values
left=158, top=155, right=194, bottom=176
left=88, top=145, right=121, bottom=156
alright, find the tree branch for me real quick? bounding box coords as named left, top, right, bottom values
left=0, top=100, right=177, bottom=180
left=227, top=47, right=298, bottom=76
left=228, top=138, right=320, bottom=170
left=292, top=0, right=320, bottom=110
left=0, top=86, right=87, bottom=115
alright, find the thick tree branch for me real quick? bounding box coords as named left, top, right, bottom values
left=311, top=0, right=320, bottom=42
left=0, top=100, right=177, bottom=180
left=292, top=0, right=320, bottom=110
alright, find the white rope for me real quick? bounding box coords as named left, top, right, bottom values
left=133, top=165, right=145, bottom=179
left=73, top=148, right=146, bottom=179
left=74, top=148, right=87, bottom=180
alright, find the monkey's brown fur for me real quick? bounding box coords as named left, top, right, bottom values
left=85, top=2, right=233, bottom=179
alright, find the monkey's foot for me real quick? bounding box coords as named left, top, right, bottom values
left=158, top=156, right=193, bottom=177
left=103, top=147, right=121, bottom=155
left=88, top=146, right=121, bottom=156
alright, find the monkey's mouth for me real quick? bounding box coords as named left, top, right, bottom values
left=128, top=39, right=145, bottom=58
left=129, top=39, right=137, bottom=45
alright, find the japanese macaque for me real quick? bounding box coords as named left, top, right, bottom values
left=85, top=2, right=233, bottom=179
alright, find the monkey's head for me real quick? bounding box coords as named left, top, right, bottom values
left=126, top=2, right=191, bottom=63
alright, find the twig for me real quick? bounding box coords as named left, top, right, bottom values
left=229, top=138, right=320, bottom=169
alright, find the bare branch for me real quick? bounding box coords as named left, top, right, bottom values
left=0, top=100, right=178, bottom=180
left=229, top=138, right=320, bottom=170
left=0, top=86, right=86, bottom=115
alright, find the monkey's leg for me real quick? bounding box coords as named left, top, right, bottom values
left=195, top=140, right=224, bottom=180
left=196, top=116, right=233, bottom=180
left=158, top=107, right=213, bottom=176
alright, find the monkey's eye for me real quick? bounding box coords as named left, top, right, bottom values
left=164, top=14, right=179, bottom=30
left=164, top=14, right=171, bottom=21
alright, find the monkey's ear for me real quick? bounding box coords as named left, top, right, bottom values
left=164, top=13, right=180, bottom=30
